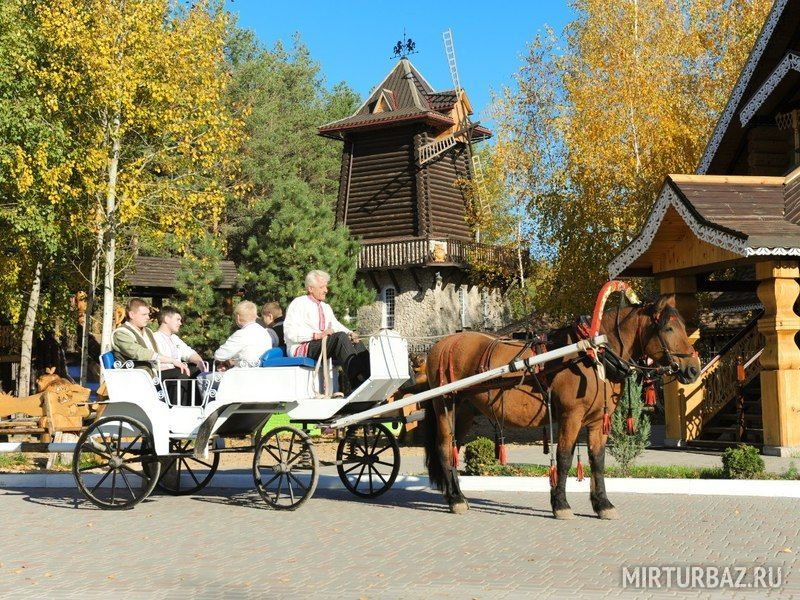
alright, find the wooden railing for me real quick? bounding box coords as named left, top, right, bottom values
left=692, top=314, right=763, bottom=433
left=358, top=237, right=518, bottom=271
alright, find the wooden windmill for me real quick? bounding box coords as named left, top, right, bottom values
left=318, top=37, right=492, bottom=245
left=317, top=36, right=514, bottom=343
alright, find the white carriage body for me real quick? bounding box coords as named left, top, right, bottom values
left=97, top=330, right=410, bottom=455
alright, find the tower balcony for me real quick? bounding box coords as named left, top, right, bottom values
left=357, top=236, right=520, bottom=274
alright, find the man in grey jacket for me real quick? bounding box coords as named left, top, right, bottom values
left=112, top=298, right=190, bottom=402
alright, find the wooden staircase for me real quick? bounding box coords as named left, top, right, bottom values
left=686, top=313, right=764, bottom=451
left=687, top=376, right=763, bottom=450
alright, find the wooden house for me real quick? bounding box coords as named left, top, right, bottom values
left=319, top=58, right=515, bottom=348
left=609, top=0, right=800, bottom=455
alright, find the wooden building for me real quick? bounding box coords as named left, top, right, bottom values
left=319, top=57, right=515, bottom=346
left=609, top=0, right=800, bottom=455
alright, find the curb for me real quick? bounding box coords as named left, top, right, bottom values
left=1, top=472, right=799, bottom=497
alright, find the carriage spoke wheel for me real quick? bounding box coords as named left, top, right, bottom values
left=253, top=426, right=318, bottom=510
left=336, top=423, right=400, bottom=499
left=72, top=416, right=160, bottom=510
left=155, top=439, right=220, bottom=495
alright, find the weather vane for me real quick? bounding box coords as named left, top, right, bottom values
left=391, top=30, right=417, bottom=59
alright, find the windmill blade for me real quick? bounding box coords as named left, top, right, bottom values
left=443, top=29, right=461, bottom=93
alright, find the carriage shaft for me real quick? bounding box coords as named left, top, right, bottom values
left=329, top=335, right=606, bottom=429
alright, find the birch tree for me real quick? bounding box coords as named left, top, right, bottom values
left=34, top=0, right=244, bottom=351
left=493, top=0, right=771, bottom=318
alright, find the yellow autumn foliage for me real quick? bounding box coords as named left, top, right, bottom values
left=491, top=0, right=771, bottom=318
left=33, top=0, right=244, bottom=249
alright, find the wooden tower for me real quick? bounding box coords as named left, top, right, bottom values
left=318, top=56, right=514, bottom=346
left=319, top=57, right=491, bottom=242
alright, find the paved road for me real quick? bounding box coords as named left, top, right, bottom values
left=0, top=487, right=798, bottom=599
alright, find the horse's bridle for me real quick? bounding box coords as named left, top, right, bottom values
left=638, top=306, right=698, bottom=376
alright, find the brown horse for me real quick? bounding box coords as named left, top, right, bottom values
left=423, top=294, right=701, bottom=519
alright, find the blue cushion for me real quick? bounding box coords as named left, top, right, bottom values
left=259, top=347, right=285, bottom=363
left=260, top=356, right=317, bottom=369
left=100, top=352, right=116, bottom=370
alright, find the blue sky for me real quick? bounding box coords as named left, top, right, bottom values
left=225, top=1, right=574, bottom=127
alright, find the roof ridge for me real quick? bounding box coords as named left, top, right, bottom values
left=696, top=0, right=790, bottom=174
left=401, top=59, right=428, bottom=110
left=669, top=174, right=785, bottom=185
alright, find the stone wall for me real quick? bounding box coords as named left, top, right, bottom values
left=354, top=268, right=512, bottom=351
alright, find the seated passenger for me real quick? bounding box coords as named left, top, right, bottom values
left=153, top=305, right=205, bottom=405
left=214, top=300, right=272, bottom=367
left=261, top=301, right=285, bottom=348
left=111, top=298, right=191, bottom=383
left=284, top=270, right=369, bottom=389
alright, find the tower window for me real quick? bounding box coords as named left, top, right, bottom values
left=382, top=286, right=396, bottom=329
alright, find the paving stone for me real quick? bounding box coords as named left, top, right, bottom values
left=0, top=487, right=797, bottom=597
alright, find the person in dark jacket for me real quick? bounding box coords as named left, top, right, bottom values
left=261, top=301, right=285, bottom=349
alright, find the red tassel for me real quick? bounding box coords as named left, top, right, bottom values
left=602, top=409, right=611, bottom=435
left=548, top=464, right=558, bottom=488
left=644, top=380, right=657, bottom=406
left=452, top=443, right=459, bottom=469
left=542, top=428, right=550, bottom=454
left=626, top=415, right=635, bottom=435
left=498, top=443, right=508, bottom=465
left=576, top=457, right=584, bottom=482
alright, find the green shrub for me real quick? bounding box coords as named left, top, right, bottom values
left=463, top=437, right=498, bottom=475
left=722, top=444, right=765, bottom=479
left=607, top=374, right=651, bottom=475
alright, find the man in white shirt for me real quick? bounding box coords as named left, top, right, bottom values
left=284, top=270, right=369, bottom=389
left=153, top=306, right=205, bottom=372
left=214, top=300, right=272, bottom=367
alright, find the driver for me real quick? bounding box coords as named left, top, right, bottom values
left=284, top=270, right=369, bottom=389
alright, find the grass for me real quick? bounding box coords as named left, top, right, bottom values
left=479, top=462, right=800, bottom=480
left=0, top=453, right=31, bottom=470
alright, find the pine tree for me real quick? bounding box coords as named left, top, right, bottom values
left=234, top=178, right=373, bottom=320
left=173, top=233, right=231, bottom=356
left=608, top=374, right=651, bottom=475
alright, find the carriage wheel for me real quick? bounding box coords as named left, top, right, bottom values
left=154, top=439, right=221, bottom=496
left=72, top=416, right=161, bottom=510
left=253, top=426, right=318, bottom=510
left=336, top=423, right=400, bottom=499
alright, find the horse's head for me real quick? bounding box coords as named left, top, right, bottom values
left=639, top=295, right=701, bottom=384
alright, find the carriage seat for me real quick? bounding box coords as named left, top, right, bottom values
left=258, top=346, right=316, bottom=369
left=100, top=351, right=117, bottom=370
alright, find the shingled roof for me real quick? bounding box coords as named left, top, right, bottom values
left=319, top=58, right=491, bottom=139
left=608, top=171, right=800, bottom=277
left=698, top=0, right=800, bottom=174
left=126, top=256, right=237, bottom=291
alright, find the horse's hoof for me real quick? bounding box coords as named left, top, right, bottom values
left=553, top=508, right=575, bottom=520
left=449, top=501, right=469, bottom=515
left=597, top=507, right=619, bottom=520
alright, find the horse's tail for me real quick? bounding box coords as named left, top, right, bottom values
left=423, top=398, right=447, bottom=491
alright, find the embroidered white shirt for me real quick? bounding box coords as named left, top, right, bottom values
left=284, top=294, right=350, bottom=357
left=214, top=321, right=272, bottom=364
left=153, top=331, right=198, bottom=363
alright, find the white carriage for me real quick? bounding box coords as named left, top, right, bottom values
left=72, top=330, right=413, bottom=510
left=73, top=321, right=609, bottom=511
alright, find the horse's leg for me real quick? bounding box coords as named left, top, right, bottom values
left=442, top=396, right=469, bottom=514
left=551, top=411, right=581, bottom=520
left=588, top=424, right=619, bottom=520
left=427, top=396, right=469, bottom=514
